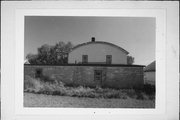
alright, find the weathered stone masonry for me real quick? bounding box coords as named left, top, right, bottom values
left=24, top=65, right=144, bottom=89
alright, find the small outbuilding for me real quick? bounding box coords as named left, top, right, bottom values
left=144, top=61, right=155, bottom=85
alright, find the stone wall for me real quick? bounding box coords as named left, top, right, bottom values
left=24, top=65, right=144, bottom=89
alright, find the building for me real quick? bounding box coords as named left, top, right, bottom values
left=144, top=61, right=155, bottom=85
left=68, top=37, right=129, bottom=64
left=24, top=38, right=144, bottom=89
left=25, top=64, right=144, bottom=89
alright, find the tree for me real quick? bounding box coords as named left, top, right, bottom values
left=127, top=56, right=134, bottom=65
left=26, top=41, right=73, bottom=64
left=26, top=53, right=38, bottom=64
left=52, top=41, right=73, bottom=64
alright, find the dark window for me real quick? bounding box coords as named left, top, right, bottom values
left=82, top=55, right=88, bottom=63
left=106, top=55, right=112, bottom=64
left=35, top=68, right=42, bottom=78
left=94, top=70, right=102, bottom=81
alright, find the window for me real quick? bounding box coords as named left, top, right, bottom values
left=82, top=55, right=88, bottom=63
left=94, top=70, right=102, bottom=81
left=35, top=68, right=42, bottom=78
left=106, top=55, right=112, bottom=64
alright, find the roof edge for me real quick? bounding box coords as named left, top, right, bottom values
left=24, top=64, right=145, bottom=67
left=70, top=41, right=129, bottom=54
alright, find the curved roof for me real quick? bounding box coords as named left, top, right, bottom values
left=144, top=61, right=155, bottom=72
left=70, top=41, right=129, bottom=54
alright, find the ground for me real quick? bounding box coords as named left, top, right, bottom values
left=24, top=92, right=155, bottom=108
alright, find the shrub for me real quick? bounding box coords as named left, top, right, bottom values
left=40, top=75, right=56, bottom=83
left=104, top=90, right=127, bottom=99
left=24, top=75, right=35, bottom=90
left=143, top=84, right=155, bottom=95
left=24, top=75, right=65, bottom=94
left=67, top=86, right=95, bottom=97
left=124, top=89, right=137, bottom=99
left=95, top=86, right=104, bottom=93
left=24, top=76, right=154, bottom=100
left=136, top=92, right=145, bottom=100
left=24, top=75, right=44, bottom=93
left=148, top=95, right=155, bottom=100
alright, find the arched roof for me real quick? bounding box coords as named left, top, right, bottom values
left=70, top=41, right=129, bottom=54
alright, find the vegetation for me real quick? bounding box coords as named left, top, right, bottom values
left=24, top=93, right=155, bottom=108
left=127, top=56, right=135, bottom=65
left=26, top=41, right=73, bottom=64
left=24, top=75, right=155, bottom=100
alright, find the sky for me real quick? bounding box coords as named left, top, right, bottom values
left=25, top=16, right=155, bottom=65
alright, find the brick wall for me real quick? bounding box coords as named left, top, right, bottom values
left=24, top=65, right=144, bottom=89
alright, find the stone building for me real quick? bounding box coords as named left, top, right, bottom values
left=25, top=64, right=144, bottom=89
left=24, top=38, right=145, bottom=89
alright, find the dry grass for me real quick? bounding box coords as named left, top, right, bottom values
left=24, top=92, right=155, bottom=108
left=24, top=75, right=155, bottom=100
left=24, top=75, right=155, bottom=108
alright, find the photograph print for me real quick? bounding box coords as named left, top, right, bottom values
left=24, top=16, right=156, bottom=108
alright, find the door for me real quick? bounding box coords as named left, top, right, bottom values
left=94, top=70, right=102, bottom=86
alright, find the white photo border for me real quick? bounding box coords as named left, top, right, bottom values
left=1, top=1, right=179, bottom=120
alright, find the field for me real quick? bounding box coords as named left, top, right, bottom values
left=24, top=92, right=155, bottom=108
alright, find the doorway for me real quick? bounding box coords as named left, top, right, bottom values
left=94, top=70, right=102, bottom=86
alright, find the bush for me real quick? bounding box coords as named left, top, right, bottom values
left=24, top=75, right=154, bottom=100
left=24, top=76, right=35, bottom=90
left=136, top=92, right=145, bottom=100
left=24, top=76, right=128, bottom=99
left=24, top=75, right=65, bottom=94
left=24, top=75, right=44, bottom=92
left=143, top=84, right=155, bottom=95
left=104, top=91, right=127, bottom=99
left=148, top=95, right=155, bottom=100
left=40, top=75, right=56, bottom=83
left=66, top=86, right=95, bottom=97
left=123, top=89, right=137, bottom=99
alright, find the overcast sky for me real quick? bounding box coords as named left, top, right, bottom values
left=25, top=16, right=155, bottom=65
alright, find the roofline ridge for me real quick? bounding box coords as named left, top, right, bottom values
left=70, top=41, right=129, bottom=54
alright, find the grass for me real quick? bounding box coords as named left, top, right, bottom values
left=24, top=75, right=155, bottom=100
left=24, top=92, right=155, bottom=108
